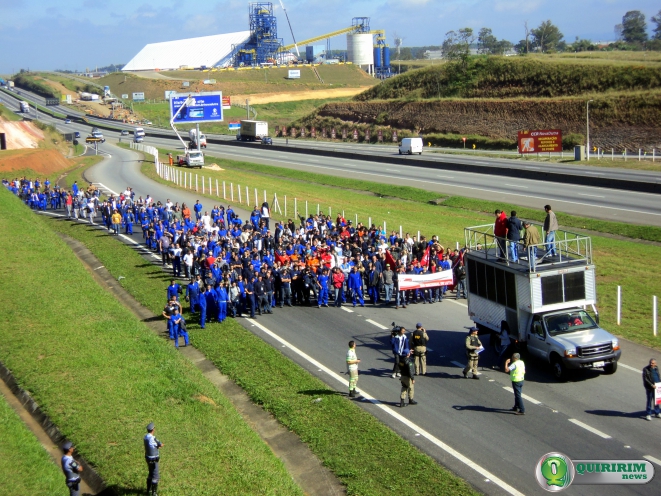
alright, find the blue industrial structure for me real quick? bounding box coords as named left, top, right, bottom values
left=231, top=3, right=284, bottom=67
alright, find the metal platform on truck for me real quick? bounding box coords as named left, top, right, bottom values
left=464, top=223, right=592, bottom=274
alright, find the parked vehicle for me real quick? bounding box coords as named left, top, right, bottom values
left=188, top=128, right=207, bottom=148
left=463, top=223, right=621, bottom=380
left=236, top=120, right=268, bottom=142
left=398, top=137, right=423, bottom=155
left=176, top=150, right=204, bottom=168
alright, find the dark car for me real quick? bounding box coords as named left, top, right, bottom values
left=74, top=131, right=81, bottom=138
left=261, top=136, right=273, bottom=145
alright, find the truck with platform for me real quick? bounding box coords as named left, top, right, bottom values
left=236, top=120, right=268, bottom=142
left=176, top=150, right=204, bottom=168
left=463, top=223, right=621, bottom=379
left=188, top=128, right=207, bottom=148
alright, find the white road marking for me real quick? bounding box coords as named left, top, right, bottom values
left=502, top=386, right=542, bottom=405
left=436, top=175, right=454, bottom=179
left=568, top=419, right=612, bottom=439
left=366, top=319, right=388, bottom=330
left=644, top=455, right=661, bottom=466
left=578, top=193, right=605, bottom=198
left=451, top=361, right=466, bottom=368
left=447, top=299, right=467, bottom=307
left=340, top=307, right=354, bottom=313
left=619, top=363, right=640, bottom=373
left=505, top=184, right=528, bottom=189
left=385, top=169, right=399, bottom=172
left=94, top=182, right=119, bottom=196
left=247, top=318, right=524, bottom=496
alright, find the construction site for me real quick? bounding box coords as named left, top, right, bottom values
left=123, top=2, right=392, bottom=78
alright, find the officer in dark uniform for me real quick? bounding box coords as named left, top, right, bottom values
left=254, top=274, right=267, bottom=315
left=61, top=440, right=83, bottom=496
left=245, top=276, right=256, bottom=318
left=411, top=323, right=430, bottom=375
left=144, top=422, right=163, bottom=496
left=398, top=353, right=417, bottom=407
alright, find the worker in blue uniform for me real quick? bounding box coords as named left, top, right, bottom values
left=61, top=441, right=83, bottom=496
left=317, top=268, right=330, bottom=307
left=347, top=266, right=365, bottom=307
left=185, top=277, right=199, bottom=313
left=216, top=283, right=228, bottom=323
left=171, top=307, right=188, bottom=348
left=198, top=285, right=208, bottom=329
left=166, top=280, right=181, bottom=301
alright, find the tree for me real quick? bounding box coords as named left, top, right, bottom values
left=651, top=10, right=661, bottom=40
left=570, top=37, right=595, bottom=52
left=618, top=10, right=648, bottom=44
left=531, top=20, right=564, bottom=52
left=441, top=28, right=474, bottom=66
left=477, top=28, right=498, bottom=54
left=495, top=40, right=513, bottom=55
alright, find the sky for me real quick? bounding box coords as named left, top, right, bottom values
left=0, top=0, right=660, bottom=73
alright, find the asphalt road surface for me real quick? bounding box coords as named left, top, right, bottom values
left=62, top=143, right=661, bottom=495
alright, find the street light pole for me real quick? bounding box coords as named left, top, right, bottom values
left=586, top=99, right=594, bottom=161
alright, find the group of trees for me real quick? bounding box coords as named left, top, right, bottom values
left=615, top=10, right=661, bottom=49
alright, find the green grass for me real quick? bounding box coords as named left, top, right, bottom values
left=0, top=102, right=22, bottom=121
left=0, top=188, right=303, bottom=495
left=0, top=394, right=65, bottom=496
left=47, top=196, right=478, bottom=496
left=60, top=155, right=103, bottom=190
left=146, top=147, right=661, bottom=349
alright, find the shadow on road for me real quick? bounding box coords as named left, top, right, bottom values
left=585, top=409, right=644, bottom=419
left=452, top=405, right=515, bottom=415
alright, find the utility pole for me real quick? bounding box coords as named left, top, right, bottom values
left=586, top=99, right=594, bottom=161
left=246, top=98, right=250, bottom=119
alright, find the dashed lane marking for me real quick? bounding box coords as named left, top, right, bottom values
left=247, top=318, right=524, bottom=496
left=340, top=307, right=354, bottom=313
left=366, top=319, right=388, bottom=330
left=619, top=363, right=640, bottom=373
left=644, top=455, right=661, bottom=466
left=568, top=419, right=612, bottom=439
left=502, top=386, right=542, bottom=405
left=94, top=182, right=119, bottom=196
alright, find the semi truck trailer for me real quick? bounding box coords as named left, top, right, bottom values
left=236, top=120, right=268, bottom=142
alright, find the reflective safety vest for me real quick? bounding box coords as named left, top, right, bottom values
left=510, top=360, right=525, bottom=382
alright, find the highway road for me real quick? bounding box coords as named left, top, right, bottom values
left=55, top=142, right=661, bottom=495
left=4, top=85, right=661, bottom=228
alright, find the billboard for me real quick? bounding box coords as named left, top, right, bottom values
left=203, top=79, right=216, bottom=84
left=518, top=129, right=563, bottom=154
left=228, top=121, right=241, bottom=130
left=169, top=91, right=223, bottom=124
left=132, top=92, right=145, bottom=101
left=164, top=90, right=177, bottom=100
left=288, top=70, right=301, bottom=79
left=182, top=81, right=190, bottom=87
left=222, top=96, right=231, bottom=109
left=121, top=94, right=129, bottom=99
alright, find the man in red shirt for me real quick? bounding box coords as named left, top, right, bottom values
left=494, top=209, right=508, bottom=259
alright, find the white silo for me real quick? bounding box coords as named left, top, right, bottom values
left=347, top=33, right=374, bottom=74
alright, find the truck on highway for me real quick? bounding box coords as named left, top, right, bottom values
left=19, top=101, right=30, bottom=113
left=236, top=120, right=268, bottom=142
left=189, top=128, right=207, bottom=148
left=176, top=150, right=204, bottom=168
left=134, top=127, right=146, bottom=138
left=463, top=223, right=621, bottom=380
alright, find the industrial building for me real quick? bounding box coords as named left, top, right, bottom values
left=122, top=2, right=391, bottom=77
left=122, top=31, right=250, bottom=71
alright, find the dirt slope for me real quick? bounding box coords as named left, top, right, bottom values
left=0, top=118, right=45, bottom=149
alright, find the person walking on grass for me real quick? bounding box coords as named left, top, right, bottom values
left=347, top=340, right=360, bottom=397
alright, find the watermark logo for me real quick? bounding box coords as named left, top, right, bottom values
left=536, top=452, right=574, bottom=491
left=535, top=453, right=654, bottom=491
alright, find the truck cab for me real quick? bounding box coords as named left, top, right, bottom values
left=464, top=223, right=621, bottom=380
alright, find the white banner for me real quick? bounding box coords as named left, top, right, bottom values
left=398, top=269, right=454, bottom=290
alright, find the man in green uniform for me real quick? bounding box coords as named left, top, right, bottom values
left=346, top=340, right=360, bottom=397
left=411, top=323, right=429, bottom=375
left=463, top=327, right=482, bottom=379
left=505, top=353, right=526, bottom=415
left=399, top=353, right=417, bottom=407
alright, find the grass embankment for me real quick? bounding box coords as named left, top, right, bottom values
left=48, top=200, right=477, bottom=496
left=0, top=394, right=64, bottom=496
left=11, top=72, right=61, bottom=99
left=0, top=188, right=303, bottom=495
left=0, top=102, right=22, bottom=121
left=145, top=150, right=661, bottom=349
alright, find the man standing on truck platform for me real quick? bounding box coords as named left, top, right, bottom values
left=505, top=353, right=526, bottom=415
left=507, top=211, right=523, bottom=263
left=463, top=327, right=483, bottom=379
left=494, top=210, right=508, bottom=259
left=642, top=358, right=661, bottom=421
left=543, top=205, right=558, bottom=257
left=522, top=221, right=541, bottom=268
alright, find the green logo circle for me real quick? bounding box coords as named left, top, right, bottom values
left=535, top=452, right=575, bottom=492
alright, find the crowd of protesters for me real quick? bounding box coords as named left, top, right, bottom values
left=4, top=176, right=470, bottom=323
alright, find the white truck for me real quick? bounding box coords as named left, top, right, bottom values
left=19, top=101, right=30, bottom=113
left=463, top=223, right=621, bottom=380
left=134, top=127, right=146, bottom=138
left=188, top=128, right=207, bottom=148
left=236, top=120, right=268, bottom=142
left=176, top=150, right=204, bottom=168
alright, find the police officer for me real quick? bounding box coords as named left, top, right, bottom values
left=346, top=340, right=360, bottom=397
left=144, top=422, right=163, bottom=496
left=411, top=323, right=430, bottom=375
left=463, top=327, right=482, bottom=379
left=61, top=440, right=83, bottom=496
left=398, top=352, right=417, bottom=407
left=505, top=353, right=526, bottom=415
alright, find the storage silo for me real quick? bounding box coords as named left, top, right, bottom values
left=383, top=45, right=390, bottom=67
left=373, top=46, right=382, bottom=69
left=347, top=33, right=374, bottom=73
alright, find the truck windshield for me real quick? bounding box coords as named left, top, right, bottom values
left=544, top=310, right=598, bottom=336
left=189, top=152, right=202, bottom=159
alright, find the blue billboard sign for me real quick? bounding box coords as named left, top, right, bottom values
left=169, top=92, right=223, bottom=124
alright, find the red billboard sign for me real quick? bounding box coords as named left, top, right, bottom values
left=518, top=129, right=562, bottom=154
left=222, top=96, right=231, bottom=109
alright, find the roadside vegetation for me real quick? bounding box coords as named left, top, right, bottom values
left=0, top=394, right=64, bottom=496
left=11, top=72, right=61, bottom=99
left=0, top=189, right=304, bottom=495
left=0, top=102, right=22, bottom=121
left=142, top=148, right=661, bottom=349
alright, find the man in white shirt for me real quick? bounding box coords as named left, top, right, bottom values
left=346, top=340, right=360, bottom=397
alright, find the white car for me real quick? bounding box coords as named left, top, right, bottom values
left=133, top=136, right=144, bottom=143
left=121, top=130, right=129, bottom=136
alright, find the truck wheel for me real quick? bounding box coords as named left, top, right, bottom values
left=551, top=357, right=567, bottom=381
left=603, top=362, right=618, bottom=375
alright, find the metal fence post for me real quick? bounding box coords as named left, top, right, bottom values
left=202, top=176, right=205, bottom=194
left=654, top=295, right=658, bottom=337
left=238, top=185, right=242, bottom=203
left=195, top=174, right=198, bottom=192
left=223, top=181, right=226, bottom=199
left=231, top=183, right=234, bottom=201
left=216, top=179, right=219, bottom=197
left=617, top=286, right=621, bottom=325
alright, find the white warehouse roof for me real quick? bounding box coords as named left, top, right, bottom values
left=123, top=31, right=251, bottom=71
